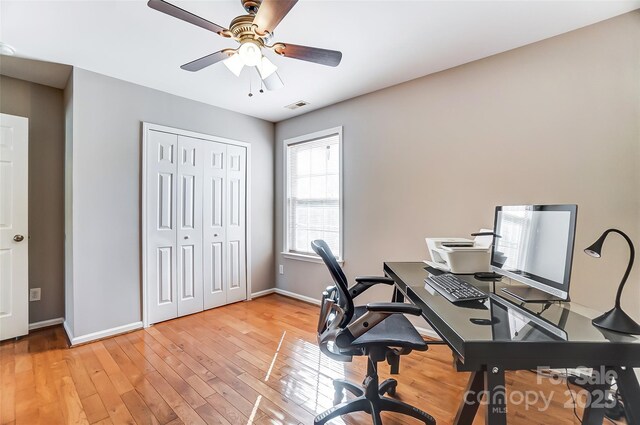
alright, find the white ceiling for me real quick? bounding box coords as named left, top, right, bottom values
left=2, top=1, right=639, bottom=122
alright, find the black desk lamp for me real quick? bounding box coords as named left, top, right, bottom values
left=584, top=228, right=640, bottom=335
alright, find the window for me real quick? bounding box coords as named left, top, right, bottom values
left=284, top=127, right=342, bottom=262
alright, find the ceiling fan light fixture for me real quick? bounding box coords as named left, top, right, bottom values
left=256, top=56, right=278, bottom=79
left=238, top=41, right=262, bottom=67
left=263, top=71, right=284, bottom=91
left=223, top=52, right=245, bottom=77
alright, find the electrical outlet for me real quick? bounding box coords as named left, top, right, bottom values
left=279, top=265, right=284, bottom=275
left=29, top=288, right=41, bottom=302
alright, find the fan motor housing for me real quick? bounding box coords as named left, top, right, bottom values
left=230, top=15, right=260, bottom=43
left=229, top=14, right=272, bottom=45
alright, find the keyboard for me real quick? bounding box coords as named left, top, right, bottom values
left=425, top=274, right=488, bottom=303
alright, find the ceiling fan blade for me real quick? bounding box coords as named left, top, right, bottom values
left=253, top=0, right=298, bottom=34
left=274, top=43, right=342, bottom=67
left=181, top=50, right=233, bottom=72
left=148, top=0, right=227, bottom=35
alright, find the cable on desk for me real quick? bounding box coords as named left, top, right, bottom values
left=536, top=302, right=553, bottom=315
left=565, top=368, right=583, bottom=424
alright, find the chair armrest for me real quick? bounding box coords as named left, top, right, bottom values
left=366, top=302, right=422, bottom=316
left=349, top=276, right=395, bottom=298
left=355, top=276, right=395, bottom=285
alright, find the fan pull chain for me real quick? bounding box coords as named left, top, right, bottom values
left=248, top=78, right=253, bottom=97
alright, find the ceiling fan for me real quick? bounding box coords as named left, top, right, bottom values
left=147, top=0, right=343, bottom=91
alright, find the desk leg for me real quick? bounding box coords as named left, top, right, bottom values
left=614, top=366, right=640, bottom=424
left=581, top=367, right=614, bottom=425
left=392, top=286, right=404, bottom=303
left=453, top=371, right=484, bottom=425
left=484, top=366, right=507, bottom=425
left=581, top=388, right=607, bottom=425
left=581, top=394, right=606, bottom=425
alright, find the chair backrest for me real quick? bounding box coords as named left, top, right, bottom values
left=312, top=240, right=354, bottom=326
left=312, top=240, right=358, bottom=361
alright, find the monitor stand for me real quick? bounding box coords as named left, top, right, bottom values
left=501, top=286, right=567, bottom=303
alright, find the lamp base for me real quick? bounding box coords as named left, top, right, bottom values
left=592, top=307, right=640, bottom=335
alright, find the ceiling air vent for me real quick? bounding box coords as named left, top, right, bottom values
left=285, top=100, right=309, bottom=110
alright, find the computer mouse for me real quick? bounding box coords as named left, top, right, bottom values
left=474, top=272, right=502, bottom=281
left=469, top=318, right=496, bottom=326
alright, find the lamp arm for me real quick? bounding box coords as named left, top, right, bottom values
left=603, top=229, right=635, bottom=308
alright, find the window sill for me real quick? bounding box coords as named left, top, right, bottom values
left=281, top=252, right=344, bottom=265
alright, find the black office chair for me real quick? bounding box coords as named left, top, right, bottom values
left=312, top=240, right=436, bottom=425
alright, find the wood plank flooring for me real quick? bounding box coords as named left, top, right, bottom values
left=0, top=294, right=617, bottom=425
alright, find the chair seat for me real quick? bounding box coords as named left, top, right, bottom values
left=350, top=306, right=427, bottom=350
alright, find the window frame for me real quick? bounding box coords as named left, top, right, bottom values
left=282, top=126, right=344, bottom=264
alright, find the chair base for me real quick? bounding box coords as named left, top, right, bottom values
left=315, top=364, right=435, bottom=425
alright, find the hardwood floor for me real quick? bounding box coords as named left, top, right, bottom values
left=0, top=294, right=613, bottom=425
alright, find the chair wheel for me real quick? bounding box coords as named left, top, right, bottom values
left=379, top=381, right=397, bottom=397
left=386, top=384, right=397, bottom=396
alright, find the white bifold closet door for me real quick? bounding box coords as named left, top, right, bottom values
left=176, top=136, right=204, bottom=317
left=146, top=129, right=247, bottom=325
left=202, top=143, right=247, bottom=308
left=146, top=131, right=178, bottom=324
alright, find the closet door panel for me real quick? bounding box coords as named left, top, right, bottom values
left=147, top=130, right=178, bottom=324
left=203, top=142, right=227, bottom=309
left=177, top=136, right=204, bottom=316
left=225, top=145, right=247, bottom=304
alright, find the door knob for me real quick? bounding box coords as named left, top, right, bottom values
left=13, top=235, right=24, bottom=242
left=184, top=236, right=189, bottom=240
left=214, top=234, right=219, bottom=237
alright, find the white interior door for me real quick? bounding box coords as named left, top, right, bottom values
left=0, top=113, right=29, bottom=341
left=146, top=130, right=178, bottom=324
left=225, top=145, right=247, bottom=304
left=176, top=136, right=204, bottom=316
left=203, top=141, right=227, bottom=309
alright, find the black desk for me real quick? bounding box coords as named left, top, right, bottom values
left=384, top=262, right=640, bottom=425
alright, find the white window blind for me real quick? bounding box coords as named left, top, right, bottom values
left=286, top=132, right=341, bottom=258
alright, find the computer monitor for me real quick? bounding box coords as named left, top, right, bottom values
left=491, top=205, right=577, bottom=302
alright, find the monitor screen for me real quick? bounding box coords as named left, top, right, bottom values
left=491, top=205, right=577, bottom=300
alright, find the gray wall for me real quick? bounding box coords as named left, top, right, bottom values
left=0, top=75, right=65, bottom=323
left=274, top=12, right=640, bottom=322
left=66, top=68, right=275, bottom=338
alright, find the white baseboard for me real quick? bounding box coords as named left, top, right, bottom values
left=63, top=320, right=74, bottom=343
left=274, top=288, right=321, bottom=305
left=64, top=320, right=143, bottom=346
left=29, top=317, right=64, bottom=331
left=250, top=287, right=320, bottom=305
left=250, top=288, right=276, bottom=299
